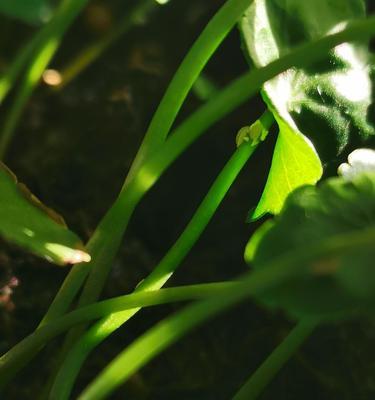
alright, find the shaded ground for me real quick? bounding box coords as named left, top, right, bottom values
left=0, top=1, right=375, bottom=399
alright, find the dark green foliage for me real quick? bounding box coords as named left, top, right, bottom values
left=0, top=0, right=53, bottom=24
left=250, top=172, right=375, bottom=320
left=240, top=0, right=375, bottom=220
left=241, top=0, right=374, bottom=161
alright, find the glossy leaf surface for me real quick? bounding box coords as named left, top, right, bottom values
left=0, top=163, right=90, bottom=265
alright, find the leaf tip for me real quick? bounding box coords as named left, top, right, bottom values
left=44, top=243, right=91, bottom=265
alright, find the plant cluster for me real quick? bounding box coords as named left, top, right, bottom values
left=0, top=0, right=374, bottom=399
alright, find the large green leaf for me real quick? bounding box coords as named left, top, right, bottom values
left=0, top=0, right=53, bottom=24
left=0, top=162, right=90, bottom=265
left=240, top=0, right=374, bottom=219
left=250, top=171, right=375, bottom=320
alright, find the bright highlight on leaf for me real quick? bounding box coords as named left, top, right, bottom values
left=240, top=0, right=374, bottom=220
left=0, top=162, right=90, bottom=265
left=250, top=118, right=322, bottom=220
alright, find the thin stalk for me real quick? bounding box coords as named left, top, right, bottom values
left=55, top=0, right=158, bottom=90
left=39, top=185, right=142, bottom=324
left=50, top=137, right=263, bottom=400
left=0, top=0, right=91, bottom=158
left=192, top=73, right=219, bottom=101
left=78, top=226, right=375, bottom=400
left=40, top=0, right=260, bottom=328
left=40, top=16, right=375, bottom=328
left=0, top=0, right=72, bottom=104
left=65, top=14, right=375, bottom=328
left=0, top=31, right=40, bottom=104
left=124, top=0, right=256, bottom=180
left=0, top=281, right=236, bottom=384
left=1, top=225, right=374, bottom=393
left=232, top=319, right=318, bottom=400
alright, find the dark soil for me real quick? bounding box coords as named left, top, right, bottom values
left=1, top=1, right=375, bottom=399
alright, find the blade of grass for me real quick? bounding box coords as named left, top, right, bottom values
left=0, top=0, right=91, bottom=158
left=232, top=319, right=318, bottom=400
left=78, top=226, right=375, bottom=400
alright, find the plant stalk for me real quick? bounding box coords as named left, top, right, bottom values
left=78, top=226, right=375, bottom=400
left=50, top=136, right=262, bottom=400
left=232, top=319, right=318, bottom=400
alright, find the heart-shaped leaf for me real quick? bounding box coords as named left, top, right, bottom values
left=0, top=162, right=90, bottom=265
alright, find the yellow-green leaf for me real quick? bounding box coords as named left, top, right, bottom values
left=250, top=119, right=322, bottom=220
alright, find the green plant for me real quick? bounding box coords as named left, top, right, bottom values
left=0, top=0, right=374, bottom=399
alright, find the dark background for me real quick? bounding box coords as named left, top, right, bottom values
left=0, top=1, right=375, bottom=399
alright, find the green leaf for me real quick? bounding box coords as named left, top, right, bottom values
left=250, top=118, right=322, bottom=220
left=0, top=162, right=90, bottom=265
left=0, top=0, right=53, bottom=24
left=240, top=0, right=374, bottom=218
left=250, top=171, right=375, bottom=320
left=336, top=246, right=375, bottom=300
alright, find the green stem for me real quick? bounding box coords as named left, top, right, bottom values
left=40, top=0, right=259, bottom=328
left=124, top=15, right=375, bottom=197
left=0, top=32, right=38, bottom=104
left=192, top=72, right=220, bottom=101
left=124, top=0, right=255, bottom=180
left=0, top=0, right=90, bottom=158
left=0, top=281, right=236, bottom=385
left=50, top=137, right=262, bottom=400
left=39, top=185, right=142, bottom=325
left=40, top=15, right=375, bottom=329
left=232, top=319, right=318, bottom=400
left=77, top=226, right=375, bottom=400
left=56, top=0, right=158, bottom=90
left=0, top=7, right=62, bottom=104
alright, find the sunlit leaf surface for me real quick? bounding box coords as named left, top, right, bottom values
left=240, top=0, right=374, bottom=219
left=250, top=118, right=322, bottom=220
left=0, top=162, right=90, bottom=265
